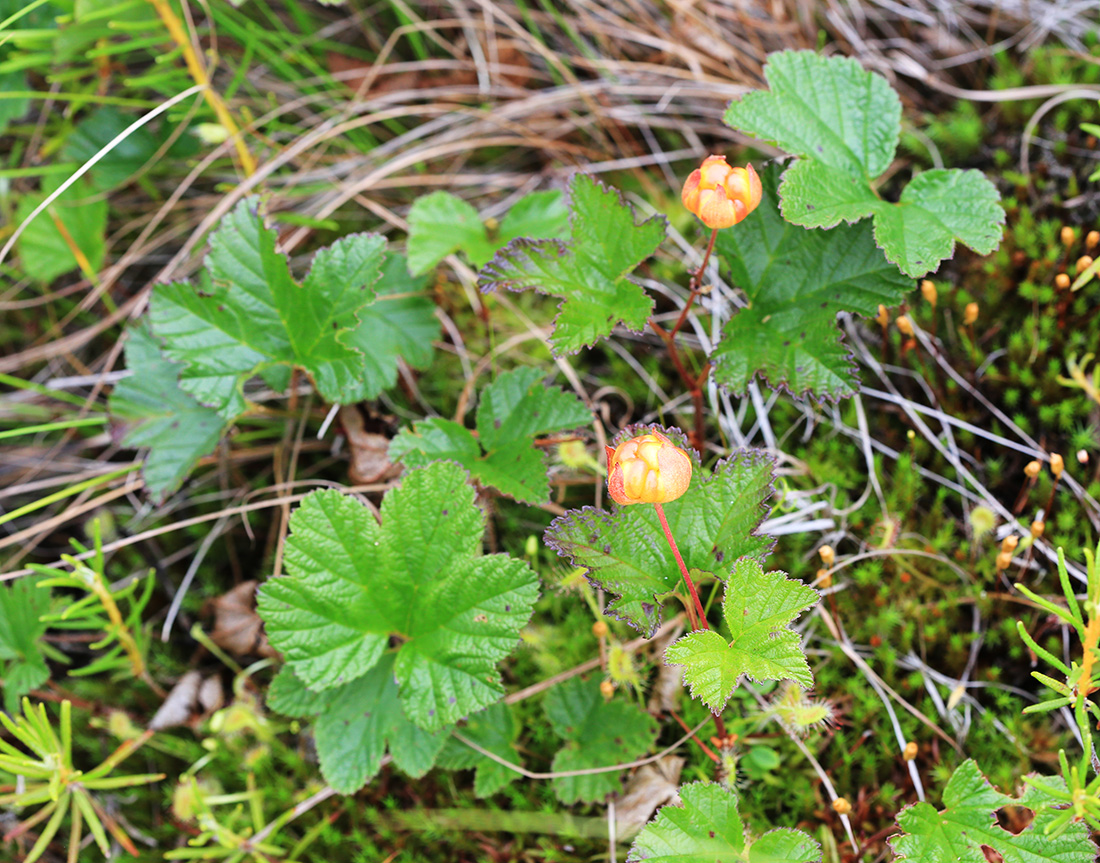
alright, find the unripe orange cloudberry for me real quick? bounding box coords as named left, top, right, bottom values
left=605, top=431, right=692, bottom=505
left=681, top=156, right=763, bottom=229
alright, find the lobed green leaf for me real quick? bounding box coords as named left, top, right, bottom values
left=390, top=366, right=591, bottom=504
left=480, top=174, right=666, bottom=354
left=546, top=426, right=773, bottom=635
left=665, top=559, right=818, bottom=714
left=257, top=461, right=540, bottom=731
left=627, top=781, right=820, bottom=862
left=724, top=50, right=1003, bottom=278
left=109, top=324, right=228, bottom=501
left=544, top=677, right=657, bottom=804
left=891, top=759, right=1096, bottom=862
left=712, top=164, right=912, bottom=401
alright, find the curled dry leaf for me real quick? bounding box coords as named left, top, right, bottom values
left=647, top=617, right=685, bottom=716
left=208, top=580, right=278, bottom=658
left=149, top=671, right=225, bottom=730
left=615, top=755, right=685, bottom=835
left=339, top=405, right=402, bottom=486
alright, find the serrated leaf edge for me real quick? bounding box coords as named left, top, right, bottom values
left=478, top=174, right=666, bottom=355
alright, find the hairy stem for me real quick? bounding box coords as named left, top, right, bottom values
left=653, top=502, right=708, bottom=630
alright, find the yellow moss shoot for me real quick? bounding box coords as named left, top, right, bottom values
left=920, top=280, right=937, bottom=306
left=1056, top=273, right=1071, bottom=289
left=832, top=798, right=852, bottom=816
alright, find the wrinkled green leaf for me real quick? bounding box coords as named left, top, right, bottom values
left=627, top=782, right=820, bottom=863
left=109, top=323, right=227, bottom=500
left=544, top=677, right=657, bottom=804
left=665, top=559, right=818, bottom=714
left=436, top=702, right=522, bottom=797
left=149, top=199, right=388, bottom=418
left=267, top=659, right=448, bottom=794
left=389, top=366, right=590, bottom=504
left=480, top=174, right=666, bottom=354
left=724, top=50, right=1003, bottom=277
left=546, top=426, right=773, bottom=635
left=257, top=461, right=540, bottom=731
left=725, top=50, right=900, bottom=183
left=15, top=176, right=107, bottom=283
left=891, top=760, right=1096, bottom=863
left=712, top=164, right=911, bottom=401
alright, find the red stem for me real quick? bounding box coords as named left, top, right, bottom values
left=670, top=228, right=719, bottom=338
left=654, top=502, right=708, bottom=630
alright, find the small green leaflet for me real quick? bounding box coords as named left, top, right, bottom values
left=109, top=324, right=227, bottom=501
left=15, top=176, right=107, bottom=283
left=711, top=164, right=912, bottom=401
left=436, top=702, right=522, bottom=798
left=665, top=560, right=818, bottom=714
left=406, top=189, right=568, bottom=274
left=724, top=51, right=1003, bottom=277
left=891, top=760, right=1096, bottom=862
left=544, top=677, right=657, bottom=804
left=627, top=782, right=821, bottom=863
left=257, top=461, right=539, bottom=732
left=268, top=659, right=448, bottom=795
left=480, top=174, right=667, bottom=354
left=0, top=576, right=51, bottom=714
left=389, top=366, right=591, bottom=504
left=546, top=426, right=773, bottom=636
left=150, top=200, right=387, bottom=419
